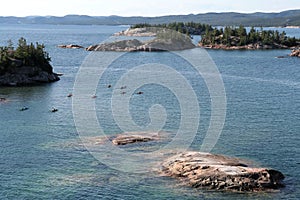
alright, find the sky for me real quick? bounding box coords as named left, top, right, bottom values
left=1, top=0, right=300, bottom=17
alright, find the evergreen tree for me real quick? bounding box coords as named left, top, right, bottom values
left=0, top=37, right=52, bottom=73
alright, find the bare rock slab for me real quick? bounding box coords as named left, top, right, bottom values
left=161, top=151, right=285, bottom=192
left=58, top=44, right=84, bottom=49
left=86, top=28, right=195, bottom=52
left=112, top=132, right=161, bottom=145
left=290, top=48, right=300, bottom=57
left=113, top=28, right=157, bottom=37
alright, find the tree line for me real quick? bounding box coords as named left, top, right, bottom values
left=131, top=22, right=213, bottom=35
left=0, top=37, right=52, bottom=75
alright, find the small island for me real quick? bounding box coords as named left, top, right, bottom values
left=199, top=25, right=300, bottom=50
left=161, top=152, right=285, bottom=192
left=0, top=37, right=59, bottom=86
left=87, top=28, right=195, bottom=52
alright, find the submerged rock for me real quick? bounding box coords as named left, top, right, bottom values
left=161, top=152, right=285, bottom=192
left=0, top=97, right=7, bottom=102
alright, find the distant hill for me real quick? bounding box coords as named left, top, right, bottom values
left=1, top=10, right=300, bottom=26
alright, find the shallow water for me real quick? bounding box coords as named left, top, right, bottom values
left=0, top=24, right=300, bottom=199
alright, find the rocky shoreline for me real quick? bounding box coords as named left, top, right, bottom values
left=0, top=66, right=60, bottom=86
left=199, top=43, right=294, bottom=50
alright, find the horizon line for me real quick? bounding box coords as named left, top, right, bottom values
left=1, top=8, right=299, bottom=18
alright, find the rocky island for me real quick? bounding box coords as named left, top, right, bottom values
left=161, top=152, right=285, bottom=192
left=87, top=28, right=195, bottom=52
left=0, top=38, right=59, bottom=86
left=199, top=25, right=300, bottom=50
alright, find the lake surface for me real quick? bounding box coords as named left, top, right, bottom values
left=0, top=24, right=300, bottom=199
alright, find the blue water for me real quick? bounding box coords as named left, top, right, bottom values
left=0, top=24, right=300, bottom=199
